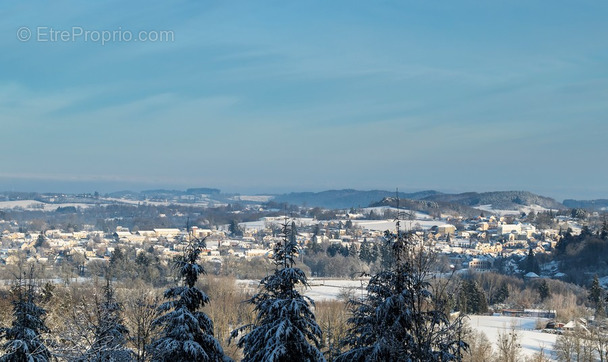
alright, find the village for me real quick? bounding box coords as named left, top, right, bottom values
left=0, top=199, right=587, bottom=283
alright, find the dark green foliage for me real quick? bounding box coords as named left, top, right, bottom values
left=231, top=219, right=325, bottom=362
left=229, top=220, right=243, bottom=237
left=571, top=208, right=588, bottom=220
left=151, top=236, right=229, bottom=362
left=80, top=275, right=133, bottom=361
left=338, top=223, right=467, bottom=361
left=538, top=279, right=550, bottom=302
left=378, top=240, right=395, bottom=269
left=34, top=233, right=48, bottom=249
left=554, top=229, right=608, bottom=284
left=493, top=283, right=510, bottom=304
left=589, top=275, right=603, bottom=306
left=0, top=268, right=51, bottom=362
left=589, top=275, right=606, bottom=318
left=601, top=219, right=608, bottom=241
left=457, top=280, right=488, bottom=314
left=308, top=238, right=324, bottom=254
left=523, top=248, right=540, bottom=275
left=358, top=239, right=379, bottom=265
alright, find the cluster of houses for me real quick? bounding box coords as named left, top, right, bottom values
left=0, top=210, right=584, bottom=279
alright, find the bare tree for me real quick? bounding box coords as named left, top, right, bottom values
left=495, top=322, right=521, bottom=362
left=463, top=330, right=493, bottom=362
left=121, top=284, right=162, bottom=362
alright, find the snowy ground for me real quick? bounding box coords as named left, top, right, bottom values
left=353, top=219, right=448, bottom=231
left=230, top=195, right=274, bottom=202
left=240, top=218, right=318, bottom=231
left=305, top=278, right=367, bottom=301
left=361, top=207, right=433, bottom=220
left=468, top=315, right=557, bottom=359
left=301, top=280, right=558, bottom=358
left=0, top=200, right=95, bottom=211
left=474, top=204, right=551, bottom=216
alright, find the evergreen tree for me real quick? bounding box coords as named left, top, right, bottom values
left=601, top=219, right=608, bottom=241
left=370, top=243, right=379, bottom=264
left=34, top=233, right=48, bottom=249
left=524, top=248, right=540, bottom=275
left=359, top=239, right=379, bottom=265
left=378, top=240, right=395, bottom=269
left=231, top=218, right=325, bottom=362
left=290, top=221, right=298, bottom=245
left=537, top=279, right=550, bottom=302
left=309, top=238, right=323, bottom=254
left=151, top=234, right=229, bottom=362
left=337, top=222, right=467, bottom=362
left=359, top=240, right=372, bottom=264
left=457, top=279, right=488, bottom=314
left=0, top=267, right=51, bottom=362
left=589, top=275, right=606, bottom=318
left=80, top=273, right=133, bottom=361
left=228, top=220, right=243, bottom=237
left=492, top=283, right=510, bottom=305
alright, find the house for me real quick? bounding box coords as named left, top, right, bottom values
left=437, top=225, right=456, bottom=237
left=498, top=224, right=521, bottom=235
left=524, top=272, right=540, bottom=280
left=154, top=228, right=181, bottom=238
left=468, top=257, right=493, bottom=271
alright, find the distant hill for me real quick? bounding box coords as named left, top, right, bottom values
left=563, top=199, right=608, bottom=211
left=370, top=197, right=484, bottom=218
left=186, top=188, right=221, bottom=195
left=272, top=189, right=443, bottom=209
left=107, top=188, right=222, bottom=199
left=421, top=191, right=565, bottom=210
left=273, top=189, right=566, bottom=213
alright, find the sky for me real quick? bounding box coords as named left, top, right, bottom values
left=1, top=1, right=607, bottom=200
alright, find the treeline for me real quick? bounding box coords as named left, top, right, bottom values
left=0, top=224, right=471, bottom=361
left=2, top=202, right=286, bottom=234
left=554, top=221, right=608, bottom=284
left=453, top=272, right=587, bottom=321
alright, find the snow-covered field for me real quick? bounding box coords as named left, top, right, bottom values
left=468, top=315, right=557, bottom=359
left=361, top=207, right=432, bottom=220
left=240, top=218, right=318, bottom=231
left=301, top=280, right=558, bottom=358
left=305, top=279, right=366, bottom=301
left=474, top=204, right=551, bottom=216
left=353, top=219, right=448, bottom=231
left=0, top=200, right=94, bottom=211
left=231, top=195, right=274, bottom=202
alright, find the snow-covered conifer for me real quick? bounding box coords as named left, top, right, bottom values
left=151, top=234, right=230, bottom=362
left=231, top=218, right=325, bottom=362
left=337, top=221, right=467, bottom=362
left=79, top=273, right=133, bottom=361
left=0, top=267, right=52, bottom=362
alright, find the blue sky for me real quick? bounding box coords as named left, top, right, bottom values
left=1, top=1, right=607, bottom=200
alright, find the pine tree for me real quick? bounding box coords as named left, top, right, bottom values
left=457, top=280, right=488, bottom=314
left=493, top=283, right=510, bottom=304
left=359, top=240, right=372, bottom=264
left=337, top=222, right=467, bottom=362
left=589, top=275, right=603, bottom=306
left=151, top=234, right=230, bottom=362
left=601, top=219, right=608, bottom=241
left=538, top=280, right=550, bottom=302
left=80, top=273, right=133, bottom=361
left=589, top=275, right=606, bottom=318
left=0, top=266, right=51, bottom=362
left=228, top=220, right=242, bottom=237
left=231, top=218, right=325, bottom=362
left=525, top=248, right=540, bottom=275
